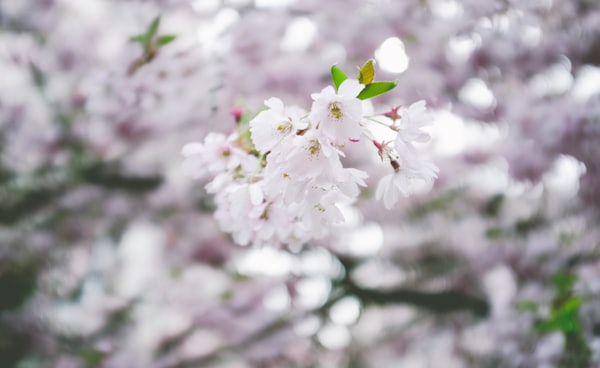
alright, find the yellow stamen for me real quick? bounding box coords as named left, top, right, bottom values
left=328, top=102, right=343, bottom=120
left=308, top=139, right=320, bottom=156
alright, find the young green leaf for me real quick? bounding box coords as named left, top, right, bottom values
left=516, top=300, right=538, bottom=313
left=129, top=34, right=147, bottom=44
left=552, top=272, right=577, bottom=295
left=157, top=35, right=177, bottom=46
left=147, top=16, right=161, bottom=40
left=357, top=59, right=375, bottom=85
left=357, top=81, right=397, bottom=100
left=331, top=65, right=348, bottom=91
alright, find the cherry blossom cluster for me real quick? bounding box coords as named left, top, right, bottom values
left=183, top=62, right=438, bottom=247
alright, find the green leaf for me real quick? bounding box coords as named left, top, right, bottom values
left=331, top=65, right=348, bottom=91
left=535, top=297, right=582, bottom=334
left=147, top=16, right=161, bottom=40
left=516, top=300, right=538, bottom=313
left=357, top=81, right=397, bottom=100
left=553, top=298, right=582, bottom=333
left=238, top=113, right=253, bottom=125
left=157, top=34, right=177, bottom=46
left=534, top=319, right=555, bottom=334
left=485, top=227, right=505, bottom=239
left=129, top=34, right=147, bottom=44
left=357, top=59, right=375, bottom=85
left=552, top=273, right=577, bottom=295
left=79, top=347, right=106, bottom=366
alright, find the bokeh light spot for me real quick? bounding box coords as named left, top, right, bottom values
left=375, top=37, right=409, bottom=74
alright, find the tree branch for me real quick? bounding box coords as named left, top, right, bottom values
left=0, top=160, right=162, bottom=224
left=158, top=317, right=290, bottom=368
left=348, top=284, right=489, bottom=316
left=337, top=255, right=489, bottom=316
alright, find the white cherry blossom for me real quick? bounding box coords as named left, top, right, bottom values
left=185, top=72, right=437, bottom=245
left=249, top=97, right=307, bottom=154
left=309, top=79, right=365, bottom=145
left=376, top=141, right=439, bottom=209
left=394, top=100, right=433, bottom=145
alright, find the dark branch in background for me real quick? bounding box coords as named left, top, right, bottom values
left=336, top=256, right=490, bottom=317
left=156, top=317, right=290, bottom=368
left=348, top=285, right=490, bottom=317
left=156, top=252, right=489, bottom=367
left=75, top=161, right=162, bottom=192
left=53, top=301, right=138, bottom=367
left=0, top=160, right=162, bottom=225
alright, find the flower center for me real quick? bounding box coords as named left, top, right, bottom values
left=277, top=121, right=292, bottom=134
left=260, top=204, right=270, bottom=220
left=328, top=102, right=343, bottom=120
left=308, top=139, right=321, bottom=156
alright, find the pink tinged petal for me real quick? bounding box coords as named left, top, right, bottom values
left=208, top=132, right=230, bottom=146
left=405, top=100, right=426, bottom=116
left=311, top=86, right=336, bottom=101
left=295, top=117, right=309, bottom=130
left=336, top=170, right=366, bottom=198
left=392, top=177, right=406, bottom=197
left=236, top=228, right=251, bottom=246
left=205, top=173, right=230, bottom=193
left=347, top=168, right=368, bottom=186
left=375, top=174, right=392, bottom=201
left=394, top=137, right=415, bottom=155
left=258, top=225, right=275, bottom=240
left=345, top=124, right=363, bottom=142
left=181, top=142, right=204, bottom=156
left=320, top=141, right=345, bottom=158
left=328, top=203, right=345, bottom=223
left=264, top=97, right=284, bottom=111
left=412, top=131, right=432, bottom=143
left=338, top=181, right=358, bottom=198
left=338, top=79, right=365, bottom=98
left=375, top=173, right=401, bottom=209
left=248, top=203, right=264, bottom=218
left=384, top=179, right=400, bottom=209
left=249, top=184, right=264, bottom=206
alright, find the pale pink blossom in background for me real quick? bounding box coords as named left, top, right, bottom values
left=1, top=0, right=600, bottom=366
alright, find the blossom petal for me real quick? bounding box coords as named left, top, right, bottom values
left=249, top=184, right=264, bottom=206
left=338, top=79, right=365, bottom=98
left=181, top=142, right=203, bottom=156
left=311, top=86, right=335, bottom=101
left=264, top=97, right=284, bottom=111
